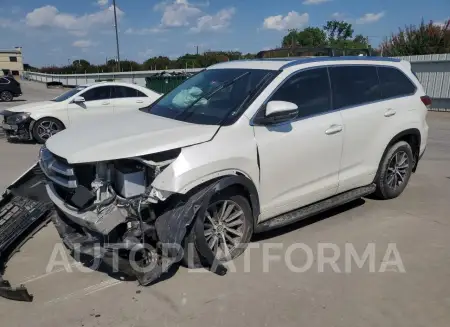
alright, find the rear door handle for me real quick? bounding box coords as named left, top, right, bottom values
left=101, top=101, right=110, bottom=105
left=325, top=124, right=343, bottom=135
left=136, top=100, right=144, bottom=104
left=384, top=108, right=396, bottom=117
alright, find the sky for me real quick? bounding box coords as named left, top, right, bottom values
left=0, top=0, right=449, bottom=67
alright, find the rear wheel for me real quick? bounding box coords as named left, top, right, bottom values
left=182, top=190, right=253, bottom=268
left=375, top=141, right=413, bottom=199
left=32, top=118, right=65, bottom=144
left=0, top=91, right=13, bottom=102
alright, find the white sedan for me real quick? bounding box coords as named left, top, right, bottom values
left=1, top=81, right=162, bottom=143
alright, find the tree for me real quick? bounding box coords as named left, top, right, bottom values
left=72, top=59, right=90, bottom=68
left=381, top=19, right=450, bottom=56
left=282, top=27, right=327, bottom=47
left=142, top=56, right=171, bottom=70
left=323, top=20, right=354, bottom=41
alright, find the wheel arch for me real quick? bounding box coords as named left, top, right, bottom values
left=175, top=173, right=261, bottom=223
left=376, top=128, right=421, bottom=179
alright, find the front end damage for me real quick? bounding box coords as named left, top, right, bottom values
left=1, top=110, right=34, bottom=141
left=39, top=146, right=228, bottom=286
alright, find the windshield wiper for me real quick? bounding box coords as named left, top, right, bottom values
left=175, top=71, right=251, bottom=120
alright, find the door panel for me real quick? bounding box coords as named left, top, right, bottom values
left=255, top=112, right=343, bottom=221
left=254, top=67, right=343, bottom=222
left=67, top=86, right=114, bottom=126
left=334, top=65, right=418, bottom=193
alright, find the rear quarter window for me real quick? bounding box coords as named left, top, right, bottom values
left=377, top=67, right=416, bottom=99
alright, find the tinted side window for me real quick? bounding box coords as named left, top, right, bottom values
left=113, top=86, right=140, bottom=98
left=269, top=68, right=331, bottom=119
left=0, top=78, right=9, bottom=85
left=378, top=67, right=416, bottom=99
left=81, top=86, right=112, bottom=101
left=136, top=90, right=147, bottom=97
left=330, top=66, right=381, bottom=109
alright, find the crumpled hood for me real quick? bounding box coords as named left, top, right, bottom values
left=45, top=110, right=219, bottom=163
left=4, top=101, right=58, bottom=113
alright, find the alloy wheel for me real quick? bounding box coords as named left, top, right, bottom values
left=36, top=120, right=60, bottom=140
left=204, top=200, right=245, bottom=260
left=386, top=151, right=409, bottom=190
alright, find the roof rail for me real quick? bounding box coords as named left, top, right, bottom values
left=256, top=46, right=372, bottom=59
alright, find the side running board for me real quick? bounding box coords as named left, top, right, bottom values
left=0, top=163, right=54, bottom=302
left=255, top=184, right=376, bottom=233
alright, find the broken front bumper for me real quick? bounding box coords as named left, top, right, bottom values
left=48, top=177, right=234, bottom=286
left=1, top=120, right=33, bottom=141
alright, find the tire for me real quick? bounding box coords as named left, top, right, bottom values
left=0, top=90, right=13, bottom=102
left=374, top=141, right=414, bottom=199
left=182, top=189, right=254, bottom=268
left=32, top=117, right=65, bottom=144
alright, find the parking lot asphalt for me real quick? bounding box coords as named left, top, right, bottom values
left=1, top=81, right=450, bottom=327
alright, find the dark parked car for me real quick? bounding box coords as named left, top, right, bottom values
left=0, top=77, right=22, bottom=102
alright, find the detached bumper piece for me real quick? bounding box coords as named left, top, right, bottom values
left=0, top=276, right=33, bottom=302
left=0, top=163, right=53, bottom=302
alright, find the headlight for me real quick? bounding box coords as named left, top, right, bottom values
left=6, top=112, right=31, bottom=124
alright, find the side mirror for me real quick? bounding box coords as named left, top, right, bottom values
left=72, top=96, right=85, bottom=103
left=254, top=100, right=298, bottom=125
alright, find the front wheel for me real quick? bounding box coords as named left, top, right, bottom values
left=374, top=141, right=414, bottom=199
left=182, top=190, right=254, bottom=268
left=32, top=118, right=65, bottom=144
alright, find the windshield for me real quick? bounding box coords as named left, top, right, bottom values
left=143, top=68, right=274, bottom=125
left=52, top=86, right=87, bottom=102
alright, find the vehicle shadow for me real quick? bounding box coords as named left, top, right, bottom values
left=75, top=252, right=181, bottom=285
left=2, top=138, right=38, bottom=145
left=252, top=198, right=366, bottom=242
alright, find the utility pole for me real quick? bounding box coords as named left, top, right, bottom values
left=113, top=0, right=121, bottom=72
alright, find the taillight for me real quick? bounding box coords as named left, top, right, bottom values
left=420, top=95, right=432, bottom=109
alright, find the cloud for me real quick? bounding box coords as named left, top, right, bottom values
left=96, top=0, right=109, bottom=6
left=303, top=0, right=331, bottom=4
left=138, top=49, right=154, bottom=59
left=190, top=7, right=235, bottom=32
left=433, top=19, right=448, bottom=27
left=25, top=5, right=124, bottom=34
left=72, top=40, right=95, bottom=48
left=262, top=11, right=309, bottom=31
left=125, top=27, right=165, bottom=35
left=155, top=0, right=202, bottom=27
left=356, top=11, right=385, bottom=24
left=331, top=12, right=345, bottom=19
left=11, top=6, right=21, bottom=14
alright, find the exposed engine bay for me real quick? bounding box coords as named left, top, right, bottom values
left=39, top=146, right=228, bottom=286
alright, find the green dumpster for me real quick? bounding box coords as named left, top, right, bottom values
left=145, top=71, right=202, bottom=94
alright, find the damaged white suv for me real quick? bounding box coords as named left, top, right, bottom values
left=39, top=56, right=429, bottom=284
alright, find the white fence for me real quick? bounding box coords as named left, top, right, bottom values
left=23, top=68, right=203, bottom=89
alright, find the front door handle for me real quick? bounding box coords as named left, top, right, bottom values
left=325, top=124, right=343, bottom=135
left=136, top=100, right=144, bottom=103
left=384, top=108, right=396, bottom=117
left=101, top=101, right=110, bottom=105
